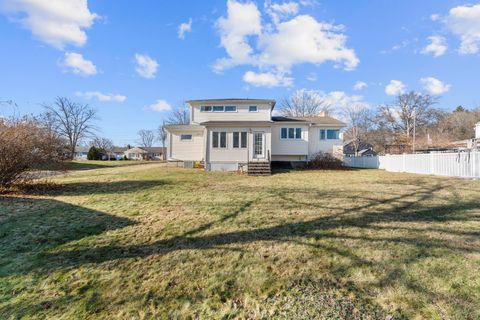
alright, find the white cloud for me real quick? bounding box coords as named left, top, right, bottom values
left=213, top=0, right=262, bottom=72
left=214, top=0, right=358, bottom=86
left=421, top=35, right=447, bottom=57
left=430, top=14, right=440, bottom=21
left=385, top=80, right=406, bottom=96
left=420, top=77, right=451, bottom=95
left=243, top=70, right=293, bottom=87
left=62, top=52, right=97, bottom=76
left=444, top=3, right=480, bottom=54
left=178, top=18, right=192, bottom=39
left=75, top=91, right=126, bottom=103
left=353, top=81, right=367, bottom=91
left=0, top=0, right=98, bottom=49
left=149, top=100, right=172, bottom=112
left=134, top=54, right=159, bottom=79
left=265, top=1, right=299, bottom=23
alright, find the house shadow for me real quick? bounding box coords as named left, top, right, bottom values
left=0, top=196, right=135, bottom=277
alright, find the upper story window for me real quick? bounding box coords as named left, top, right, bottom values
left=212, top=131, right=227, bottom=148
left=225, top=106, right=237, bottom=112
left=200, top=106, right=212, bottom=112
left=200, top=105, right=238, bottom=112
left=249, top=105, right=258, bottom=112
left=213, top=106, right=224, bottom=112
left=320, top=129, right=340, bottom=140
left=281, top=128, right=302, bottom=140
left=180, top=134, right=192, bottom=141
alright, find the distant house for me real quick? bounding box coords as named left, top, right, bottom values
left=73, top=146, right=89, bottom=160
left=111, top=147, right=127, bottom=160
left=343, top=141, right=377, bottom=157
left=124, top=147, right=166, bottom=160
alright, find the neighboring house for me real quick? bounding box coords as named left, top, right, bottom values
left=165, top=98, right=346, bottom=173
left=343, top=141, right=377, bottom=157
left=124, top=147, right=166, bottom=160
left=73, top=146, right=89, bottom=160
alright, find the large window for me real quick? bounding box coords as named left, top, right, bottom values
left=281, top=127, right=302, bottom=140
left=200, top=106, right=212, bottom=112
left=213, top=106, right=224, bottom=112
left=180, top=134, right=192, bottom=140
left=212, top=131, right=227, bottom=148
left=225, top=106, right=237, bottom=112
left=320, top=129, right=340, bottom=140
left=233, top=131, right=247, bottom=148
left=249, top=105, right=258, bottom=112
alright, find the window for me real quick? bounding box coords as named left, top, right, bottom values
left=212, top=131, right=227, bottom=148
left=225, top=106, right=237, bottom=112
left=180, top=134, right=192, bottom=141
left=241, top=132, right=247, bottom=148
left=233, top=131, right=247, bottom=148
left=295, top=128, right=302, bottom=139
left=249, top=105, right=258, bottom=112
left=327, top=129, right=340, bottom=139
left=320, top=129, right=340, bottom=140
left=213, top=106, right=224, bottom=112
left=281, top=127, right=302, bottom=139
left=200, top=106, right=212, bottom=112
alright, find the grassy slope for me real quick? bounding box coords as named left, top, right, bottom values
left=1, top=164, right=479, bottom=319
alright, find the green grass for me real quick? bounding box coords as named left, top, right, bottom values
left=1, top=163, right=480, bottom=319
left=43, top=160, right=155, bottom=171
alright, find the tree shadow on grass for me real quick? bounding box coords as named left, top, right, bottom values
left=0, top=196, right=135, bottom=276
left=21, top=180, right=170, bottom=197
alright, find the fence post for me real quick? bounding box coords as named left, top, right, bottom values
left=402, top=153, right=406, bottom=172
left=473, top=151, right=477, bottom=178
left=430, top=152, right=434, bottom=174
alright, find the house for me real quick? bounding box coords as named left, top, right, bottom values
left=165, top=99, right=346, bottom=173
left=73, top=146, right=89, bottom=160
left=343, top=141, right=377, bottom=157
left=124, top=147, right=166, bottom=160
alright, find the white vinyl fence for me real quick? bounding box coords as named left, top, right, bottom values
left=344, top=151, right=480, bottom=179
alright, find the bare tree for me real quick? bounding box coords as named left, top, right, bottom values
left=377, top=91, right=438, bottom=139
left=279, top=89, right=332, bottom=117
left=90, top=137, right=114, bottom=159
left=342, top=105, right=372, bottom=156
left=157, top=121, right=167, bottom=160
left=138, top=129, right=156, bottom=148
left=167, top=102, right=190, bottom=124
left=43, top=97, right=97, bottom=159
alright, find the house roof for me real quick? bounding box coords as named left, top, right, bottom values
left=343, top=141, right=377, bottom=156
left=272, top=116, right=346, bottom=127
left=112, top=147, right=127, bottom=153
left=74, top=146, right=90, bottom=153
left=143, top=147, right=166, bottom=153
left=186, top=98, right=276, bottom=109
left=125, top=147, right=148, bottom=154
left=200, top=121, right=273, bottom=126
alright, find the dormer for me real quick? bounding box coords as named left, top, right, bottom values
left=187, top=99, right=276, bottom=124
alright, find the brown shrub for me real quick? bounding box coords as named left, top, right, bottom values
left=0, top=117, right=66, bottom=188
left=307, top=152, right=345, bottom=170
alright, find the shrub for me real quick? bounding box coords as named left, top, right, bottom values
left=0, top=117, right=65, bottom=188
left=87, top=146, right=103, bottom=160
left=307, top=152, right=345, bottom=170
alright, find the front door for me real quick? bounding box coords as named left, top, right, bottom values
left=253, top=132, right=265, bottom=159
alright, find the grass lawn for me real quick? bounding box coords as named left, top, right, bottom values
left=44, top=160, right=156, bottom=171
left=1, top=164, right=479, bottom=319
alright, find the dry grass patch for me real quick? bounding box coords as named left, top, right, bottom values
left=1, top=164, right=479, bottom=319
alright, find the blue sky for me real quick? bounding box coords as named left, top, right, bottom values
left=1, top=0, right=479, bottom=146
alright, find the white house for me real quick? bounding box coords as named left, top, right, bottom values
left=165, top=99, right=345, bottom=173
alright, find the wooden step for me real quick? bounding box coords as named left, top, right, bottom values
left=247, top=161, right=271, bottom=176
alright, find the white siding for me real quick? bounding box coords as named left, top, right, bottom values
left=190, top=103, right=272, bottom=124
left=271, top=124, right=309, bottom=156
left=308, top=126, right=343, bottom=158
left=206, top=126, right=272, bottom=163
left=168, top=131, right=204, bottom=161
